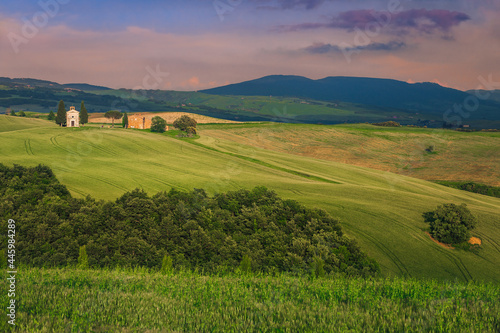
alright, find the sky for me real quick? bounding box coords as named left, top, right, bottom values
left=1, top=0, right=499, bottom=91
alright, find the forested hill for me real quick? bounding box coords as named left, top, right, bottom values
left=0, top=164, right=379, bottom=277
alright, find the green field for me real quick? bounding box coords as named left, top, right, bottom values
left=198, top=123, right=500, bottom=186
left=1, top=267, right=499, bottom=332
left=1, top=115, right=499, bottom=282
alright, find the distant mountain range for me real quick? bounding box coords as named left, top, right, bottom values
left=201, top=75, right=500, bottom=118
left=0, top=77, right=111, bottom=91
left=1, top=75, right=499, bottom=128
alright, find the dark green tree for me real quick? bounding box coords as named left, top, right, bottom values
left=428, top=203, right=477, bottom=244
left=238, top=255, right=252, bottom=275
left=80, top=101, right=88, bottom=125
left=104, top=110, right=123, bottom=128
left=47, top=110, right=55, bottom=120
left=77, top=245, right=89, bottom=269
left=151, top=116, right=167, bottom=133
left=122, top=112, right=129, bottom=128
left=173, top=115, right=197, bottom=132
left=56, top=100, right=66, bottom=126
left=18, top=111, right=26, bottom=117
left=161, top=255, right=173, bottom=275
left=10, top=109, right=16, bottom=116
left=311, top=256, right=326, bottom=278
left=0, top=249, right=7, bottom=269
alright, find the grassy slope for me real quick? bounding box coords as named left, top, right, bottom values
left=199, top=123, right=500, bottom=186
left=0, top=115, right=57, bottom=133
left=1, top=267, right=498, bottom=332
left=0, top=115, right=499, bottom=282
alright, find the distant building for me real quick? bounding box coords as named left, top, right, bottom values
left=66, top=106, right=80, bottom=127
left=128, top=114, right=168, bottom=131
left=129, top=114, right=151, bottom=129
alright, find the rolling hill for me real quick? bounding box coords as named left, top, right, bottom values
left=1, top=76, right=500, bottom=128
left=201, top=75, right=500, bottom=122
left=198, top=123, right=500, bottom=186
left=1, top=115, right=499, bottom=282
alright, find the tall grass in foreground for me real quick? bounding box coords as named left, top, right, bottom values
left=1, top=267, right=499, bottom=332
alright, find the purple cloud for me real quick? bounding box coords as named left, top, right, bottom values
left=277, top=9, right=471, bottom=34
left=255, top=0, right=326, bottom=10
left=303, top=41, right=406, bottom=54
left=278, top=0, right=325, bottom=9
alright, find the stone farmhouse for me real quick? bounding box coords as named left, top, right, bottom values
left=66, top=106, right=80, bottom=127
left=128, top=114, right=151, bottom=129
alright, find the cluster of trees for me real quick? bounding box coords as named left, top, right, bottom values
left=173, top=115, right=197, bottom=135
left=150, top=115, right=197, bottom=135
left=426, top=203, right=477, bottom=244
left=53, top=100, right=89, bottom=126
left=9, top=110, right=27, bottom=117
left=372, top=121, right=401, bottom=127
left=435, top=181, right=500, bottom=198
left=0, top=164, right=379, bottom=277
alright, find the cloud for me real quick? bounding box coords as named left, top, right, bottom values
left=277, top=9, right=471, bottom=34
left=277, top=0, right=325, bottom=9
left=181, top=76, right=201, bottom=89
left=303, top=41, right=406, bottom=54
left=255, top=0, right=326, bottom=10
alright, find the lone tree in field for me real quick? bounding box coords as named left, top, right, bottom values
left=151, top=116, right=167, bottom=133
left=80, top=101, right=88, bottom=126
left=173, top=115, right=197, bottom=133
left=104, top=110, right=123, bottom=128
left=122, top=112, right=129, bottom=128
left=427, top=203, right=477, bottom=244
left=56, top=100, right=66, bottom=126
left=10, top=109, right=16, bottom=116
left=47, top=110, right=55, bottom=120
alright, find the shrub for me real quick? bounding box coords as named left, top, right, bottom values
left=151, top=116, right=167, bottom=133
left=427, top=203, right=477, bottom=244
left=161, top=255, right=173, bottom=275
left=78, top=245, right=89, bottom=269
left=47, top=110, right=55, bottom=120
left=238, top=255, right=252, bottom=275
left=173, top=115, right=197, bottom=132
left=372, top=121, right=400, bottom=127
left=311, top=256, right=325, bottom=278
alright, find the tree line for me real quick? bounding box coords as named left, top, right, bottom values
left=0, top=164, right=379, bottom=277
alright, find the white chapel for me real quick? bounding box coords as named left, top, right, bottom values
left=66, top=106, right=80, bottom=127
